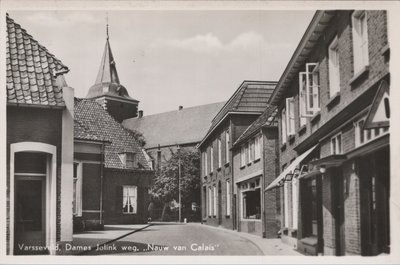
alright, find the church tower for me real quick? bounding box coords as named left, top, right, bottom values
left=86, top=24, right=139, bottom=122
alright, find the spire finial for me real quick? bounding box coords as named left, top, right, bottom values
left=106, top=12, right=109, bottom=40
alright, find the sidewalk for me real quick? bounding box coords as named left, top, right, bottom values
left=189, top=223, right=301, bottom=256
left=60, top=224, right=151, bottom=255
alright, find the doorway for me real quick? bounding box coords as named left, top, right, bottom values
left=333, top=169, right=345, bottom=256
left=218, top=181, right=222, bottom=225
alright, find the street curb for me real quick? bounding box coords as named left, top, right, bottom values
left=76, top=223, right=153, bottom=255
left=188, top=223, right=266, bottom=255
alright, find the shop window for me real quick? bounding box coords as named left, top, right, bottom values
left=328, top=36, right=341, bottom=97
left=303, top=179, right=318, bottom=237
left=73, top=162, right=82, bottom=216
left=299, top=63, right=320, bottom=119
left=241, top=179, right=261, bottom=219
left=352, top=10, right=369, bottom=73
left=122, top=185, right=137, bottom=214
left=331, top=133, right=342, bottom=155
left=354, top=116, right=389, bottom=147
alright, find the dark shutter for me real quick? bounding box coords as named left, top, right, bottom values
left=115, top=185, right=123, bottom=214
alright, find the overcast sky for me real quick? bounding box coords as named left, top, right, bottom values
left=9, top=10, right=314, bottom=115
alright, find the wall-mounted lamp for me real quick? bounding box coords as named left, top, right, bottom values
left=285, top=172, right=293, bottom=182
left=319, top=165, right=326, bottom=174
left=293, top=168, right=300, bottom=178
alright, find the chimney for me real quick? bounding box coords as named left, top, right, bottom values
left=179, top=106, right=183, bottom=110
left=138, top=110, right=143, bottom=118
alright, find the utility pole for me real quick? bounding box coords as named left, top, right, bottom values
left=177, top=145, right=181, bottom=223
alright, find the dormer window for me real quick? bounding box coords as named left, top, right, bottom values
left=119, top=152, right=137, bottom=168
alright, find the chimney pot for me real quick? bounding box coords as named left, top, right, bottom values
left=179, top=106, right=183, bottom=110
left=138, top=110, right=143, bottom=118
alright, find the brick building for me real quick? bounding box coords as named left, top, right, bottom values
left=265, top=10, right=390, bottom=256
left=72, top=32, right=154, bottom=229
left=198, top=81, right=276, bottom=230
left=6, top=15, right=74, bottom=254
left=231, top=107, right=280, bottom=237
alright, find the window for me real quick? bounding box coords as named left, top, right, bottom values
left=354, top=116, right=389, bottom=147
left=73, top=162, right=82, bottom=216
left=210, top=145, right=214, bottom=171
left=352, top=11, right=369, bottom=73
left=226, top=181, right=231, bottom=216
left=208, top=187, right=212, bottom=216
left=247, top=142, right=251, bottom=164
left=122, top=185, right=137, bottom=214
left=213, top=185, right=217, bottom=216
left=241, top=178, right=261, bottom=219
left=255, top=135, right=261, bottom=160
left=218, top=138, right=222, bottom=168
left=328, top=36, right=340, bottom=97
left=331, top=133, right=342, bottom=155
left=204, top=151, right=208, bottom=176
left=225, top=130, right=230, bottom=163
left=286, top=97, right=295, bottom=135
left=240, top=145, right=246, bottom=167
left=281, top=108, right=287, bottom=144
left=299, top=63, right=320, bottom=119
left=119, top=152, right=136, bottom=168
left=249, top=139, right=255, bottom=162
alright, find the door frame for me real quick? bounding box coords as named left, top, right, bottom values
left=9, top=142, right=57, bottom=255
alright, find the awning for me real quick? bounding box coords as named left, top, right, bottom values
left=265, top=145, right=317, bottom=191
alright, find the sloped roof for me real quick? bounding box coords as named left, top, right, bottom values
left=74, top=98, right=151, bottom=170
left=6, top=14, right=69, bottom=107
left=232, top=106, right=278, bottom=149
left=122, top=102, right=225, bottom=149
left=86, top=38, right=137, bottom=102
left=199, top=80, right=277, bottom=147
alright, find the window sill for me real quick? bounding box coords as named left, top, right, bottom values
left=247, top=162, right=252, bottom=166
left=217, top=167, right=222, bottom=172
left=241, top=219, right=262, bottom=222
left=254, top=158, right=260, bottom=163
left=349, top=65, right=369, bottom=86
left=280, top=143, right=287, bottom=152
left=326, top=92, right=340, bottom=109
left=240, top=165, right=246, bottom=170
left=298, top=125, right=307, bottom=136
left=123, top=212, right=136, bottom=215
left=224, top=162, right=230, bottom=167
left=381, top=44, right=390, bottom=56
left=310, top=111, right=321, bottom=124
left=288, top=134, right=295, bottom=144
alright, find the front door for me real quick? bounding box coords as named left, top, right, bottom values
left=14, top=177, right=46, bottom=255
left=333, top=169, right=345, bottom=256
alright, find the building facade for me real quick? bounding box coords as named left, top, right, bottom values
left=198, top=81, right=276, bottom=230
left=266, top=10, right=390, bottom=256
left=231, top=107, right=280, bottom=238
left=6, top=15, right=74, bottom=255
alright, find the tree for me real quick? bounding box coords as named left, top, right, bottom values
left=150, top=149, right=200, bottom=221
left=126, top=128, right=146, bottom=147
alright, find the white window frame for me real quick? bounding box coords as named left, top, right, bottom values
left=299, top=63, right=320, bottom=119
left=226, top=181, right=231, bottom=216
left=249, top=138, right=255, bottom=162
left=119, top=152, right=136, bottom=168
left=354, top=116, right=389, bottom=147
left=352, top=10, right=369, bottom=73
left=240, top=178, right=261, bottom=220
left=218, top=138, right=222, bottom=168
left=286, top=97, right=295, bottom=136
left=225, top=130, right=230, bottom=164
left=204, top=150, right=208, bottom=176
left=122, top=185, right=137, bottom=214
left=328, top=36, right=341, bottom=97
left=281, top=108, right=287, bottom=144
left=210, top=145, right=214, bottom=172
left=292, top=178, right=298, bottom=230
left=330, top=132, right=343, bottom=155
left=255, top=134, right=261, bottom=160
left=73, top=161, right=83, bottom=217
left=247, top=142, right=251, bottom=164
left=240, top=145, right=246, bottom=167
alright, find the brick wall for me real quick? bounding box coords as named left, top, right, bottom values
left=7, top=106, right=63, bottom=254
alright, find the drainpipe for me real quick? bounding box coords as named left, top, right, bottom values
left=261, top=128, right=266, bottom=238
left=229, top=119, right=236, bottom=231
left=99, top=143, right=105, bottom=226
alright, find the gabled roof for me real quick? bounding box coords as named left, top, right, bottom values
left=6, top=14, right=69, bottom=107
left=232, top=106, right=278, bottom=149
left=86, top=37, right=137, bottom=102
left=74, top=98, right=151, bottom=170
left=122, top=102, right=225, bottom=149
left=198, top=80, right=277, bottom=147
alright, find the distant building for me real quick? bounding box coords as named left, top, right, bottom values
left=231, top=106, right=279, bottom=238
left=122, top=102, right=225, bottom=171
left=72, top=32, right=154, bottom=230
left=6, top=15, right=74, bottom=255
left=266, top=10, right=390, bottom=256
left=198, top=80, right=277, bottom=230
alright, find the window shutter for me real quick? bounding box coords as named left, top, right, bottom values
left=115, top=185, right=123, bottom=213
left=299, top=72, right=312, bottom=118
left=286, top=97, right=295, bottom=136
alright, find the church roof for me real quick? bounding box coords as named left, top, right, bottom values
left=86, top=36, right=137, bottom=102
left=6, top=14, right=69, bottom=107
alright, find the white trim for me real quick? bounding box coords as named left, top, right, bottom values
left=9, top=142, right=57, bottom=255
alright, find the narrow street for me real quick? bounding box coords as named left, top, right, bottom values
left=71, top=222, right=300, bottom=256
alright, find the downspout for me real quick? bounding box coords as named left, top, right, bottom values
left=261, top=128, right=266, bottom=238
left=229, top=119, right=236, bottom=231
left=99, top=143, right=105, bottom=226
